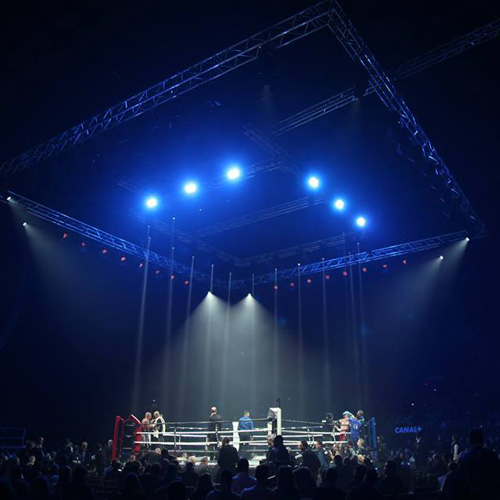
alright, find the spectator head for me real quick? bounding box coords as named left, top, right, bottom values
left=128, top=454, right=136, bottom=463
left=300, top=440, right=308, bottom=452
left=293, top=467, right=316, bottom=497
left=81, top=441, right=88, bottom=451
left=220, top=469, right=233, bottom=491
left=197, top=473, right=214, bottom=492
left=353, top=464, right=367, bottom=483
left=107, top=439, right=113, bottom=447
left=36, top=437, right=44, bottom=447
left=277, top=465, right=294, bottom=489
left=237, top=458, right=249, bottom=473
left=322, top=467, right=338, bottom=487
left=469, top=428, right=484, bottom=447
left=315, top=439, right=323, bottom=450
left=221, top=437, right=230, bottom=446
left=274, top=435, right=284, bottom=447
left=255, top=464, right=269, bottom=485
left=200, top=456, right=209, bottom=465
left=267, top=436, right=274, bottom=447
left=244, top=410, right=250, bottom=417
left=95, top=443, right=102, bottom=452
left=111, top=459, right=121, bottom=470
left=364, top=468, right=378, bottom=488
left=185, top=461, right=195, bottom=472
left=153, top=447, right=161, bottom=455
left=27, top=456, right=36, bottom=467
left=334, top=454, right=343, bottom=467
left=124, top=473, right=139, bottom=493
left=210, top=406, right=218, bottom=414
left=167, top=481, right=186, bottom=500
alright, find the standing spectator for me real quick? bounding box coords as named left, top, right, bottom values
left=268, top=436, right=290, bottom=470
left=313, top=468, right=345, bottom=500
left=293, top=467, right=316, bottom=499
left=300, top=441, right=321, bottom=478
left=191, top=473, right=214, bottom=500
left=377, top=461, right=406, bottom=496
left=314, top=440, right=330, bottom=472
left=217, top=437, right=239, bottom=475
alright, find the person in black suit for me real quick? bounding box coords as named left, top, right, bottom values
left=208, top=406, right=222, bottom=459
left=217, top=437, right=239, bottom=475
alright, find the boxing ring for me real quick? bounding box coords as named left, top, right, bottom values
left=112, top=408, right=377, bottom=462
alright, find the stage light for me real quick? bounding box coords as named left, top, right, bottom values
left=273, top=285, right=278, bottom=290
left=6, top=196, right=12, bottom=201
left=184, top=280, right=190, bottom=285
left=120, top=256, right=126, bottom=262
left=145, top=196, right=159, bottom=209
left=439, top=255, right=444, bottom=260
left=289, top=282, right=295, bottom=288
left=355, top=216, right=367, bottom=227
left=80, top=241, right=87, bottom=248
left=184, top=182, right=198, bottom=195
left=465, top=237, right=470, bottom=242
left=333, top=198, right=345, bottom=211
left=22, top=222, right=27, bottom=227
left=62, top=233, right=68, bottom=239
left=226, top=166, right=241, bottom=181
left=306, top=278, right=312, bottom=284
left=138, top=263, right=144, bottom=269
left=342, top=270, right=348, bottom=277
left=382, top=264, right=388, bottom=269
left=325, top=274, right=331, bottom=280
left=402, top=259, right=407, bottom=265
left=101, top=248, right=108, bottom=255
left=171, top=274, right=176, bottom=280
left=307, top=176, right=321, bottom=190
left=362, top=267, right=368, bottom=273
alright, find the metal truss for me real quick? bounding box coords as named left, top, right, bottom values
left=327, top=1, right=485, bottom=236
left=2, top=192, right=228, bottom=287
left=243, top=125, right=301, bottom=178
left=133, top=212, right=248, bottom=268
left=240, top=232, right=348, bottom=265
left=233, top=230, right=469, bottom=287
left=0, top=0, right=336, bottom=179
left=196, top=194, right=327, bottom=237
left=273, top=18, right=500, bottom=135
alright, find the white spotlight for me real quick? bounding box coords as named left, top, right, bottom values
left=465, top=237, right=470, bottom=242
left=439, top=255, right=444, bottom=260
left=226, top=166, right=241, bottom=181
left=184, top=182, right=198, bottom=195
left=22, top=222, right=27, bottom=227
left=7, top=196, right=12, bottom=201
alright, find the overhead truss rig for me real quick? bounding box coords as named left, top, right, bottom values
left=2, top=191, right=469, bottom=290
left=0, top=1, right=492, bottom=283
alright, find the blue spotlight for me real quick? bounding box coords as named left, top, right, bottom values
left=145, top=196, right=159, bottom=209
left=226, top=166, right=241, bottom=181
left=307, top=176, right=321, bottom=190
left=355, top=216, right=367, bottom=227
left=333, top=198, right=345, bottom=211
left=183, top=182, right=198, bottom=195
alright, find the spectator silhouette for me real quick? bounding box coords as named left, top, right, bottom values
left=63, top=465, right=95, bottom=500
left=346, top=469, right=381, bottom=500
left=333, top=455, right=351, bottom=492
left=377, top=460, right=406, bottom=496
left=348, top=464, right=367, bottom=490
left=300, top=441, right=321, bottom=478
left=207, top=469, right=239, bottom=500
left=275, top=465, right=300, bottom=500
left=293, top=466, right=316, bottom=499
left=117, top=473, right=147, bottom=500
left=313, top=467, right=345, bottom=500
left=217, top=437, right=239, bottom=476
left=167, top=481, right=187, bottom=500
left=181, top=461, right=199, bottom=489
left=268, top=436, right=290, bottom=470
left=231, top=458, right=256, bottom=495
left=191, top=473, right=214, bottom=500
left=31, top=476, right=50, bottom=500
left=241, top=464, right=275, bottom=500
left=459, top=428, right=500, bottom=496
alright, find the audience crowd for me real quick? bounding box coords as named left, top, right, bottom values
left=1, top=428, right=499, bottom=500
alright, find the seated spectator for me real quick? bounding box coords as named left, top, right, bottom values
left=241, top=464, right=275, bottom=500
left=333, top=455, right=351, bottom=492
left=94, top=443, right=107, bottom=477
left=348, top=464, right=366, bottom=490
left=13, top=478, right=31, bottom=500
left=196, top=456, right=210, bottom=476
left=231, top=458, right=256, bottom=495
left=181, top=460, right=199, bottom=488
left=275, top=465, right=300, bottom=500
left=346, top=469, right=380, bottom=500
left=117, top=473, right=147, bottom=500
left=139, top=462, right=161, bottom=495
left=441, top=461, right=467, bottom=494
left=191, top=473, right=214, bottom=500
left=313, top=468, right=345, bottom=500
left=377, top=460, right=406, bottom=496
left=293, top=466, right=316, bottom=499
left=207, top=469, right=240, bottom=500
left=63, top=465, right=94, bottom=500
left=31, top=476, right=50, bottom=500
left=459, top=428, right=500, bottom=495
left=104, top=459, right=122, bottom=480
